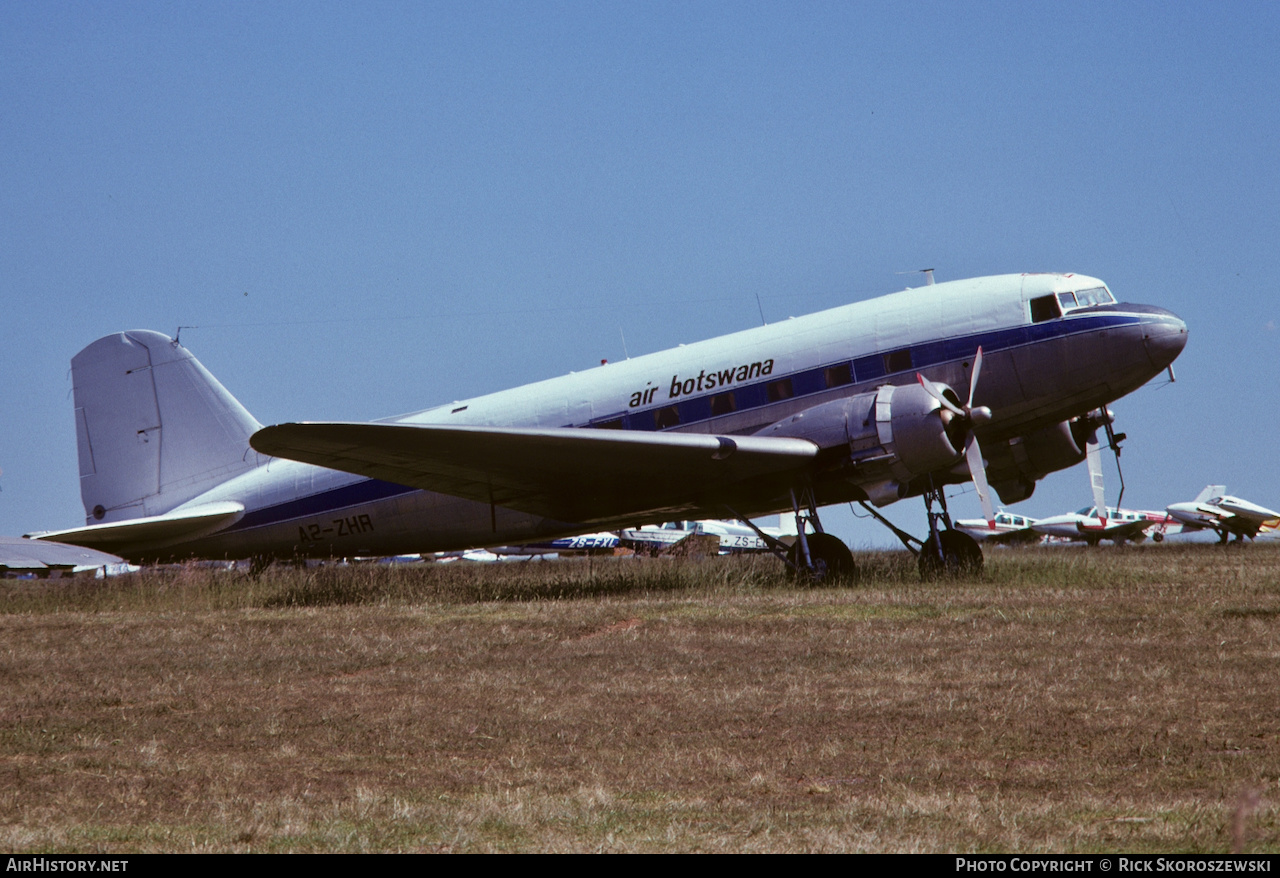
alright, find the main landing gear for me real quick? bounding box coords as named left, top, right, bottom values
left=729, top=487, right=854, bottom=583
left=734, top=483, right=983, bottom=584
left=856, top=482, right=984, bottom=580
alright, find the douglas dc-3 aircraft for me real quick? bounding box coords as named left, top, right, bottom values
left=31, top=273, right=1187, bottom=579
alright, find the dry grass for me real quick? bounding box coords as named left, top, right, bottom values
left=1, top=544, right=1277, bottom=852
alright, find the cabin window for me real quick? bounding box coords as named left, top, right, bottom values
left=654, top=406, right=680, bottom=429
left=824, top=363, right=852, bottom=388
left=709, top=392, right=736, bottom=415
left=1030, top=294, right=1061, bottom=323
left=593, top=417, right=623, bottom=430
left=766, top=378, right=794, bottom=402
left=883, top=349, right=913, bottom=373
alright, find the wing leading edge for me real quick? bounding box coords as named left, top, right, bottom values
left=250, top=423, right=819, bottom=525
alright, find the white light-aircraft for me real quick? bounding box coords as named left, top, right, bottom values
left=619, top=517, right=796, bottom=555
left=954, top=511, right=1042, bottom=545
left=1031, top=506, right=1180, bottom=545
left=30, top=272, right=1186, bottom=579
left=1166, top=486, right=1280, bottom=543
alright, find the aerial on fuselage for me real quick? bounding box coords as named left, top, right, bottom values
left=31, top=272, right=1186, bottom=580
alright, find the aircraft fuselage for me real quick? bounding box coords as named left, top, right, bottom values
left=59, top=273, right=1188, bottom=562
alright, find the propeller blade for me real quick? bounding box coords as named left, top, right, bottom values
left=967, top=346, right=984, bottom=409
left=965, top=433, right=995, bottom=528
left=1086, top=430, right=1107, bottom=526
left=916, top=373, right=964, bottom=416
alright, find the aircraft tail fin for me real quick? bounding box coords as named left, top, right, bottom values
left=71, top=331, right=263, bottom=524
left=777, top=511, right=799, bottom=536
left=1193, top=484, right=1227, bottom=504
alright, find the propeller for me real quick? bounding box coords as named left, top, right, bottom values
left=1086, top=430, right=1107, bottom=526
left=1079, top=407, right=1124, bottom=527
left=917, top=347, right=995, bottom=528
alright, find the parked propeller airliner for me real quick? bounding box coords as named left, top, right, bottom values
left=31, top=272, right=1187, bottom=579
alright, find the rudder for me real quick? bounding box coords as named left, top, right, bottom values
left=72, top=330, right=262, bottom=524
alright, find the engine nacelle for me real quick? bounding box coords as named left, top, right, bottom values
left=757, top=383, right=964, bottom=505
left=987, top=420, right=1088, bottom=504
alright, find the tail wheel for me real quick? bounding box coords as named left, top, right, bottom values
left=918, top=530, right=983, bottom=580
left=787, top=532, right=855, bottom=583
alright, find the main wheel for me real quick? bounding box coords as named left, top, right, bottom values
left=786, top=532, right=855, bottom=583
left=918, top=530, right=983, bottom=580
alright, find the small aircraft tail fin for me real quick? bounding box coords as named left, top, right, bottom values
left=71, top=331, right=263, bottom=524
left=1193, top=484, right=1227, bottom=504
left=777, top=511, right=799, bottom=536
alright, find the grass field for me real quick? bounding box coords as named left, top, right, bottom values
left=1, top=544, right=1277, bottom=853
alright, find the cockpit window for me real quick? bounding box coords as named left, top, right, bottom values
left=1030, top=294, right=1061, bottom=323
left=1083, top=287, right=1114, bottom=305
left=1058, top=286, right=1116, bottom=312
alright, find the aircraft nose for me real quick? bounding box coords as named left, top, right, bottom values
left=1142, top=308, right=1188, bottom=369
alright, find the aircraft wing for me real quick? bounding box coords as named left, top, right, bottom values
left=251, top=422, right=819, bottom=525
left=1076, top=517, right=1156, bottom=541
left=985, top=526, right=1042, bottom=545
left=28, top=502, right=246, bottom=553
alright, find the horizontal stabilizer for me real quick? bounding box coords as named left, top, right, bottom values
left=251, top=423, right=818, bottom=524
left=0, top=536, right=124, bottom=572
left=28, top=501, right=246, bottom=554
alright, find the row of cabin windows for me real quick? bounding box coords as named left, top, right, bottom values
left=592, top=359, right=872, bottom=431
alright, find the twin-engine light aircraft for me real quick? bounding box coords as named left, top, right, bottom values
left=954, top=511, right=1042, bottom=545
left=619, top=518, right=796, bottom=555
left=32, top=272, right=1187, bottom=579
left=1167, top=486, right=1280, bottom=543
left=1031, top=506, right=1180, bottom=545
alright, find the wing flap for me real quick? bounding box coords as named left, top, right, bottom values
left=28, top=501, right=246, bottom=554
left=251, top=422, right=818, bottom=524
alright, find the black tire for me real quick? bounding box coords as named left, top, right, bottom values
left=786, top=532, right=855, bottom=584
left=918, top=530, right=984, bottom=580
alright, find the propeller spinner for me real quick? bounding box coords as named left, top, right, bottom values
left=917, top=348, right=995, bottom=527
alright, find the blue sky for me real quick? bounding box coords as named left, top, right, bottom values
left=3, top=2, right=1277, bottom=546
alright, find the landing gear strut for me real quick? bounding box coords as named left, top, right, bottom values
left=917, top=484, right=983, bottom=580
left=784, top=487, right=854, bottom=582
left=856, top=481, right=984, bottom=580
left=728, top=486, right=854, bottom=583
